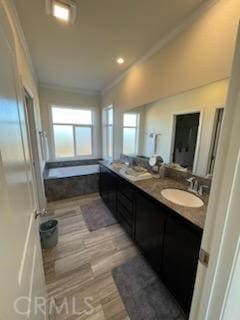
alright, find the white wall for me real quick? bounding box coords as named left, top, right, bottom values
left=4, top=0, right=44, bottom=170
left=39, top=86, right=101, bottom=160
left=141, top=79, right=228, bottom=176
left=3, top=0, right=47, bottom=210
left=102, top=0, right=240, bottom=160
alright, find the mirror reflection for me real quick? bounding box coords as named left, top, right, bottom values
left=122, top=80, right=226, bottom=177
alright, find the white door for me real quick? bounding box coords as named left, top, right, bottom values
left=0, top=3, right=47, bottom=320
left=190, top=25, right=240, bottom=320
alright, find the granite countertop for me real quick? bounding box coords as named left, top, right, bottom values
left=99, top=160, right=208, bottom=230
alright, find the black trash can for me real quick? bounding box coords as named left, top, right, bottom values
left=40, top=219, right=58, bottom=249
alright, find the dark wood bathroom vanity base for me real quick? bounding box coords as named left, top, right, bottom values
left=99, top=162, right=205, bottom=314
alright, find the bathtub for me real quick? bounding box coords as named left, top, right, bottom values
left=47, top=164, right=99, bottom=179
left=44, top=163, right=100, bottom=202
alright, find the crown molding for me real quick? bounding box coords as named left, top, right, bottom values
left=39, top=82, right=101, bottom=96
left=5, top=0, right=38, bottom=84
left=101, top=0, right=219, bottom=95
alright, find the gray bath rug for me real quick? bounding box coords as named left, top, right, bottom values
left=112, top=255, right=186, bottom=320
left=81, top=199, right=117, bottom=231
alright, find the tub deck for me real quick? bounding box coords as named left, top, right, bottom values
left=44, top=164, right=99, bottom=201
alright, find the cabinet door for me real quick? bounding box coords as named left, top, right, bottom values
left=108, top=170, right=117, bottom=214
left=99, top=165, right=117, bottom=214
left=116, top=176, right=135, bottom=238
left=99, top=165, right=109, bottom=204
left=162, top=217, right=202, bottom=313
left=135, top=192, right=165, bottom=271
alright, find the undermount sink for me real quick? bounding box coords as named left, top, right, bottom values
left=161, top=188, right=204, bottom=208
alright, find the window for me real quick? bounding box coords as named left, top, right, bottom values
left=103, top=106, right=113, bottom=159
left=51, top=106, right=93, bottom=158
left=123, top=113, right=139, bottom=154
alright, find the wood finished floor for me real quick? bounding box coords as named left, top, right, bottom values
left=42, top=193, right=139, bottom=320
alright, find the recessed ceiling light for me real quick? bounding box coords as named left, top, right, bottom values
left=46, top=0, right=77, bottom=24
left=53, top=1, right=70, bottom=22
left=117, top=57, right=125, bottom=65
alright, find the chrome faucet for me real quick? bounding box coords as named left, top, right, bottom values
left=193, top=179, right=199, bottom=193
left=199, top=185, right=209, bottom=196
left=186, top=176, right=197, bottom=192
left=187, top=176, right=209, bottom=196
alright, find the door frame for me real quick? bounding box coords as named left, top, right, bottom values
left=169, top=107, right=204, bottom=173
left=21, top=81, right=47, bottom=211
left=189, top=25, right=240, bottom=320
left=206, top=107, right=224, bottom=175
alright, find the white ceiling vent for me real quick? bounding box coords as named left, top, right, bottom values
left=46, top=0, right=77, bottom=24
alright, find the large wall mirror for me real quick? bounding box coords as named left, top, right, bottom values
left=122, top=79, right=227, bottom=177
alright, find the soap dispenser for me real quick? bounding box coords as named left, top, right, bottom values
left=159, top=163, right=166, bottom=178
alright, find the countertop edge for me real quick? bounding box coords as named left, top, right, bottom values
left=99, top=160, right=207, bottom=231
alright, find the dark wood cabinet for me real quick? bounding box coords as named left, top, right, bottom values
left=135, top=191, right=165, bottom=272
left=116, top=176, right=135, bottom=238
left=99, top=165, right=117, bottom=215
left=99, top=165, right=107, bottom=201
left=162, top=217, right=202, bottom=313
left=99, top=165, right=135, bottom=237
left=99, top=164, right=202, bottom=314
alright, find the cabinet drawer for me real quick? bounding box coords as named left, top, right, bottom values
left=118, top=178, right=134, bottom=200
left=117, top=200, right=133, bottom=225
left=117, top=209, right=133, bottom=237
left=118, top=191, right=133, bottom=213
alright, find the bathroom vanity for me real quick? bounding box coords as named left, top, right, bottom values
left=99, top=161, right=208, bottom=314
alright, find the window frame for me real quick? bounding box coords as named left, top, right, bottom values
left=103, top=105, right=114, bottom=160
left=123, top=112, right=140, bottom=155
left=49, top=105, right=95, bottom=160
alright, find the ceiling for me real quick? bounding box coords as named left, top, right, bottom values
left=14, top=0, right=206, bottom=92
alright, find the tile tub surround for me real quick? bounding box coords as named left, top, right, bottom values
left=45, top=158, right=102, bottom=169
left=44, top=165, right=99, bottom=202
left=99, top=160, right=208, bottom=229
